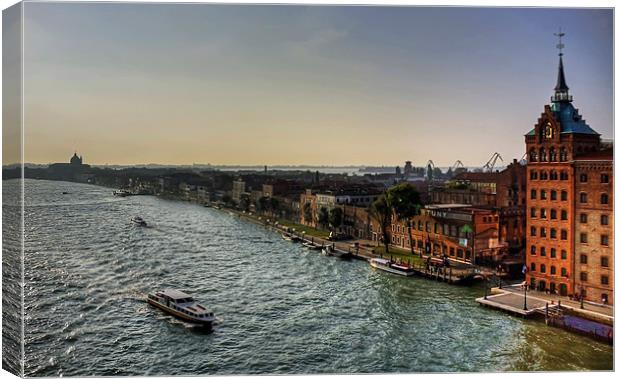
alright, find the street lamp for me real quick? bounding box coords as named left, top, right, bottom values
left=484, top=277, right=488, bottom=300
left=523, top=284, right=528, bottom=311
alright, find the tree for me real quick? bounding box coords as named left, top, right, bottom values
left=239, top=193, right=251, bottom=212
left=257, top=196, right=270, bottom=214
left=269, top=197, right=280, bottom=218
left=328, top=207, right=343, bottom=231
left=387, top=183, right=422, bottom=256
left=302, top=202, right=313, bottom=225
left=318, top=207, right=329, bottom=229
left=370, top=195, right=392, bottom=255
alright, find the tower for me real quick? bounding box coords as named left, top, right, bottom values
left=524, top=30, right=610, bottom=301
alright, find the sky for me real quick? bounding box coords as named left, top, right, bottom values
left=10, top=3, right=614, bottom=166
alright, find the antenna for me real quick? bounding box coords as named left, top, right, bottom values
left=554, top=27, right=565, bottom=56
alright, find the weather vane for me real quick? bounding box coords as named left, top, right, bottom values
left=554, top=27, right=565, bottom=56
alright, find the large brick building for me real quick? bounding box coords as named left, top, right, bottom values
left=525, top=44, right=613, bottom=304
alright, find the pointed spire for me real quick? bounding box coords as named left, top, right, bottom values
left=551, top=28, right=572, bottom=103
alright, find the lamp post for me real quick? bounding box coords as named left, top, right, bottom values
left=523, top=284, right=528, bottom=311
left=580, top=287, right=585, bottom=309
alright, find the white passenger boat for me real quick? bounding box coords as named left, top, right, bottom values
left=147, top=289, right=216, bottom=327
left=113, top=189, right=132, bottom=197
left=369, top=258, right=415, bottom=276
left=131, top=216, right=147, bottom=227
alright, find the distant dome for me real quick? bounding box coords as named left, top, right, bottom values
left=70, top=153, right=82, bottom=165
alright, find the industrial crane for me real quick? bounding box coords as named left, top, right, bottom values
left=483, top=152, right=504, bottom=172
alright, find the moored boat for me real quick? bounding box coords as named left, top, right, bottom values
left=302, top=242, right=321, bottom=250
left=369, top=258, right=415, bottom=276
left=147, top=289, right=216, bottom=327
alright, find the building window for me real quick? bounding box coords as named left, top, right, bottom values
left=540, top=264, right=546, bottom=273
left=530, top=189, right=536, bottom=200
left=540, top=171, right=548, bottom=180
left=580, top=272, right=588, bottom=282
left=550, top=190, right=557, bottom=200
left=550, top=228, right=557, bottom=239
left=550, top=266, right=556, bottom=275
left=540, top=148, right=547, bottom=162
left=540, top=190, right=547, bottom=200
left=561, top=250, right=567, bottom=260
left=580, top=233, right=588, bottom=244
left=529, top=149, right=538, bottom=162
left=530, top=263, right=536, bottom=271
left=580, top=193, right=587, bottom=203
left=530, top=227, right=536, bottom=237
left=540, top=228, right=546, bottom=238
left=561, top=210, right=567, bottom=220
left=601, top=256, right=609, bottom=267
left=580, top=254, right=588, bottom=264
left=579, top=173, right=588, bottom=183
left=550, top=209, right=557, bottom=219
left=601, top=214, right=609, bottom=226
left=530, top=245, right=536, bottom=255
left=560, top=147, right=568, bottom=161
left=550, top=248, right=556, bottom=258
left=540, top=208, right=547, bottom=218
left=561, top=267, right=567, bottom=277
left=600, top=193, right=609, bottom=205
left=580, top=213, right=587, bottom=223
left=530, top=171, right=538, bottom=180
left=560, top=171, right=568, bottom=180
left=549, top=148, right=557, bottom=162
left=561, top=191, right=567, bottom=201
left=530, top=207, right=536, bottom=218
left=560, top=229, right=567, bottom=240
left=550, top=170, right=558, bottom=180
left=601, top=234, right=609, bottom=246
left=601, top=276, right=609, bottom=285
left=601, top=174, right=609, bottom=183
left=540, top=247, right=546, bottom=256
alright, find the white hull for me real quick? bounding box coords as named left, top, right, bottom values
left=369, top=261, right=415, bottom=276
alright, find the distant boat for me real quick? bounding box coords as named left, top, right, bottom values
left=131, top=216, right=147, bottom=227
left=369, top=258, right=415, bottom=276
left=282, top=234, right=293, bottom=242
left=302, top=242, right=321, bottom=250
left=113, top=189, right=132, bottom=197
left=147, top=289, right=215, bottom=328
left=61, top=191, right=70, bottom=195
left=323, top=245, right=352, bottom=259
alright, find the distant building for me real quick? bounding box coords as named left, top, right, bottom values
left=404, top=161, right=413, bottom=177
left=232, top=179, right=246, bottom=203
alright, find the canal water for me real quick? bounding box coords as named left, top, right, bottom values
left=4, top=179, right=613, bottom=376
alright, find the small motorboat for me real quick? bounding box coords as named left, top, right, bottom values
left=61, top=191, right=70, bottom=195
left=147, top=289, right=216, bottom=328
left=302, top=242, right=321, bottom=251
left=131, top=216, right=147, bottom=227
left=369, top=258, right=415, bottom=276
left=282, top=233, right=293, bottom=241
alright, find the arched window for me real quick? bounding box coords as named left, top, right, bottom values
left=550, top=170, right=558, bottom=180
left=560, top=147, right=568, bottom=161
left=529, top=148, right=538, bottom=162
left=601, top=193, right=609, bottom=205
left=539, top=148, right=547, bottom=162
left=549, top=147, right=557, bottom=161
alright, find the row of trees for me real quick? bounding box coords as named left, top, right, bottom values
left=303, top=202, right=344, bottom=231
left=370, top=183, right=422, bottom=255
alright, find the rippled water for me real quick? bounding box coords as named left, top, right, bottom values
left=3, top=179, right=613, bottom=376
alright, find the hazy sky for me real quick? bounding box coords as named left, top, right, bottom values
left=19, top=3, right=613, bottom=166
